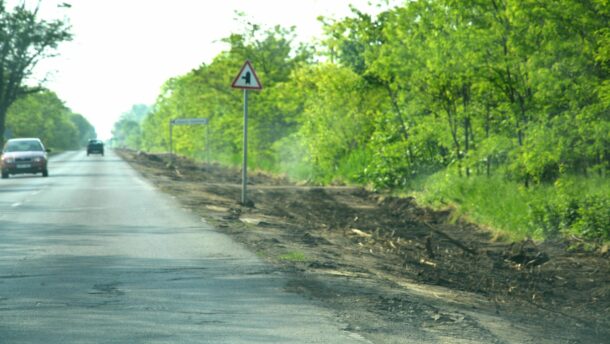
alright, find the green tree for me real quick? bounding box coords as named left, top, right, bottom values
left=70, top=113, right=97, bottom=147
left=111, top=104, right=152, bottom=149
left=290, top=63, right=377, bottom=181
left=6, top=89, right=92, bottom=150
left=141, top=22, right=313, bottom=168
left=131, top=1, right=610, bottom=241
left=0, top=1, right=72, bottom=142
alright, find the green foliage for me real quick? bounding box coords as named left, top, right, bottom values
left=127, top=1, right=609, bottom=242
left=415, top=173, right=610, bottom=242
left=6, top=90, right=95, bottom=150
left=528, top=178, right=610, bottom=241
left=71, top=113, right=97, bottom=147
left=270, top=132, right=312, bottom=181
left=278, top=251, right=307, bottom=262
left=414, top=171, right=534, bottom=240
left=573, top=196, right=610, bottom=241
left=111, top=104, right=152, bottom=149
left=0, top=1, right=72, bottom=142
left=292, top=63, right=378, bottom=182
left=138, top=22, right=313, bottom=169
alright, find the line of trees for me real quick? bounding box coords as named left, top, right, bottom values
left=113, top=1, right=608, bottom=240
left=110, top=104, right=152, bottom=149
left=117, top=0, right=608, bottom=185
left=6, top=89, right=96, bottom=149
left=0, top=1, right=93, bottom=149
left=0, top=1, right=74, bottom=145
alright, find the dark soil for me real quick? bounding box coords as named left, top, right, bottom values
left=117, top=149, right=610, bottom=344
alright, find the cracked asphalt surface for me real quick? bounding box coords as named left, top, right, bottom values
left=0, top=150, right=368, bottom=343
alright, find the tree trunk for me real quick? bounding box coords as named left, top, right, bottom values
left=0, top=106, right=7, bottom=145
left=485, top=102, right=492, bottom=177
left=446, top=104, right=461, bottom=176
left=462, top=84, right=472, bottom=177
left=385, top=85, right=413, bottom=165
left=464, top=116, right=470, bottom=177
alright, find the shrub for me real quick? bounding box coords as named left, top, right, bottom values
left=528, top=190, right=609, bottom=242
left=572, top=195, right=610, bottom=241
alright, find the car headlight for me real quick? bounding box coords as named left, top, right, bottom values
left=2, top=157, right=14, bottom=164
left=33, top=157, right=43, bottom=163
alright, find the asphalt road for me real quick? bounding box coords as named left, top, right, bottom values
left=0, top=150, right=368, bottom=344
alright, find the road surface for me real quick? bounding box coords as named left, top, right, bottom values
left=0, top=150, right=368, bottom=343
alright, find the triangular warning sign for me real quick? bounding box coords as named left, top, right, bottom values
left=231, top=60, right=263, bottom=90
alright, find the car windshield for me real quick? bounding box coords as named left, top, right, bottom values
left=4, top=140, right=43, bottom=152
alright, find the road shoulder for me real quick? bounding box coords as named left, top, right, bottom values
left=116, top=149, right=609, bottom=344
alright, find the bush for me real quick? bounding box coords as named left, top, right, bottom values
left=572, top=195, right=610, bottom=241
left=415, top=172, right=609, bottom=243
left=413, top=170, right=534, bottom=240
left=528, top=186, right=610, bottom=242
left=528, top=201, right=563, bottom=238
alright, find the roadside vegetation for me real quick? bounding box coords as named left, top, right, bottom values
left=279, top=251, right=307, bottom=263
left=0, top=1, right=95, bottom=150
left=412, top=172, right=609, bottom=244
left=6, top=90, right=96, bottom=150
left=112, top=0, right=609, bottom=245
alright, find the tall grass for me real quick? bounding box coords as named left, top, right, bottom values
left=411, top=170, right=610, bottom=242
left=412, top=172, right=533, bottom=240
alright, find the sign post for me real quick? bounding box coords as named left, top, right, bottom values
left=231, top=60, right=262, bottom=205
left=206, top=124, right=210, bottom=166
left=242, top=89, right=248, bottom=204
left=169, top=122, right=173, bottom=160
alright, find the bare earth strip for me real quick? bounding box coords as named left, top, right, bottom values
left=116, top=149, right=609, bottom=344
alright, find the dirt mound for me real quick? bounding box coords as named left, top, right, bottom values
left=119, top=149, right=610, bottom=343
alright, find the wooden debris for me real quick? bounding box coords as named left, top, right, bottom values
left=423, top=223, right=477, bottom=255
left=206, top=205, right=230, bottom=212
left=350, top=228, right=372, bottom=238
left=239, top=217, right=269, bottom=225
left=419, top=258, right=437, bottom=268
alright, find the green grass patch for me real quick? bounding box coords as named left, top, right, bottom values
left=278, top=251, right=307, bottom=262
left=334, top=148, right=372, bottom=184
left=411, top=171, right=533, bottom=240
left=410, top=170, right=610, bottom=242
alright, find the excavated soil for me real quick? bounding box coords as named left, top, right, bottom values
left=117, top=149, right=609, bottom=344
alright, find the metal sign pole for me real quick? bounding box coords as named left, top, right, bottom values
left=231, top=60, right=261, bottom=205
left=241, top=89, right=248, bottom=205
left=206, top=124, right=210, bottom=166
left=169, top=120, right=173, bottom=161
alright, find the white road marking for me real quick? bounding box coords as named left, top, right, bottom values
left=11, top=202, right=21, bottom=207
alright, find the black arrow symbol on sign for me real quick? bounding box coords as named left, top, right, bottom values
left=242, top=71, right=251, bottom=85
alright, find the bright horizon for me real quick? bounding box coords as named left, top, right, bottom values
left=15, top=0, right=398, bottom=141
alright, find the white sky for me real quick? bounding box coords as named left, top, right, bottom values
left=13, top=0, right=397, bottom=140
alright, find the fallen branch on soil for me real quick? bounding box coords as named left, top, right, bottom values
left=423, top=223, right=478, bottom=255
left=419, top=258, right=437, bottom=268
left=350, top=228, right=372, bottom=238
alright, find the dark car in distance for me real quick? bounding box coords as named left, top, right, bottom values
left=1, top=138, right=50, bottom=178
left=87, top=139, right=104, bottom=156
